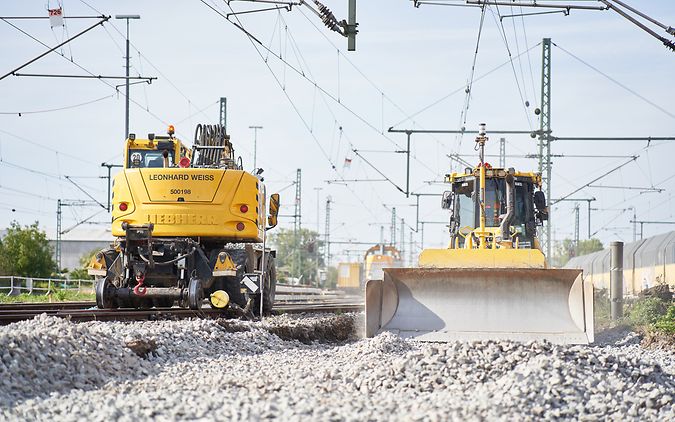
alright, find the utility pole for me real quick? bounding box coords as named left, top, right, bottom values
left=325, top=196, right=332, bottom=266
left=347, top=0, right=357, bottom=51
left=391, top=207, right=396, bottom=246
left=573, top=203, right=580, bottom=256
left=499, top=137, right=506, bottom=168
left=538, top=37, right=553, bottom=260
left=553, top=198, right=596, bottom=239
left=115, top=14, right=140, bottom=139
left=314, top=187, right=322, bottom=285
left=292, top=168, right=302, bottom=279
left=219, top=97, right=227, bottom=129
left=630, top=220, right=675, bottom=240
left=56, top=199, right=98, bottom=270
left=56, top=199, right=62, bottom=269
left=249, top=125, right=263, bottom=169
left=100, top=162, right=123, bottom=212
left=409, top=231, right=414, bottom=267
left=400, top=218, right=405, bottom=263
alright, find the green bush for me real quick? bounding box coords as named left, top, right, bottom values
left=594, top=288, right=612, bottom=328
left=628, top=297, right=669, bottom=327
left=654, top=305, right=675, bottom=334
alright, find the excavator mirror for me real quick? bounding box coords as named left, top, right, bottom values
left=441, top=191, right=453, bottom=210
left=267, top=193, right=280, bottom=229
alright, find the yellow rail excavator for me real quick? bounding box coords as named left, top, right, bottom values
left=366, top=124, right=594, bottom=344
left=364, top=244, right=402, bottom=281
left=89, top=124, right=280, bottom=315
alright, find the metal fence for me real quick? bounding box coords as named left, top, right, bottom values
left=0, top=276, right=95, bottom=296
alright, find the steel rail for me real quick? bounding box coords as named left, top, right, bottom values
left=0, top=300, right=364, bottom=325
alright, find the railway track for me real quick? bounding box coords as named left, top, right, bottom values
left=0, top=299, right=364, bottom=325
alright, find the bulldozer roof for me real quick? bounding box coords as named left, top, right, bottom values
left=445, top=167, right=542, bottom=187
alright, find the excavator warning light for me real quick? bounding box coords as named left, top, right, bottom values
left=168, top=125, right=175, bottom=135
left=240, top=204, right=249, bottom=213
left=179, top=157, right=190, bottom=168
left=118, top=202, right=128, bottom=212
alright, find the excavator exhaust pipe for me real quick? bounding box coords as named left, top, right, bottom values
left=366, top=267, right=594, bottom=344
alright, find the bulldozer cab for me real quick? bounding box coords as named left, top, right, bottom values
left=445, top=168, right=547, bottom=249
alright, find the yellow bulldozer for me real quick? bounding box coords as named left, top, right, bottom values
left=89, top=124, right=280, bottom=314
left=366, top=124, right=594, bottom=344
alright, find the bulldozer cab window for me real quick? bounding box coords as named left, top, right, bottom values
left=128, top=149, right=174, bottom=168
left=484, top=179, right=505, bottom=227
left=514, top=184, right=528, bottom=225
left=453, top=180, right=475, bottom=229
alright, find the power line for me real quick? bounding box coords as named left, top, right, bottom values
left=0, top=128, right=97, bottom=166
left=0, top=94, right=114, bottom=115
left=553, top=156, right=638, bottom=205
left=486, top=4, right=533, bottom=129
left=553, top=42, right=675, bottom=119
left=1, top=15, right=173, bottom=130
left=388, top=42, right=541, bottom=128
left=0, top=16, right=111, bottom=81
left=203, top=0, right=382, bottom=222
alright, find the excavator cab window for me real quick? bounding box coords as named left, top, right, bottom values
left=127, top=149, right=175, bottom=168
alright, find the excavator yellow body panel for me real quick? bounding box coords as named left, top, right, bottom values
left=111, top=168, right=265, bottom=240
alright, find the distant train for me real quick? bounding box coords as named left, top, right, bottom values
left=336, top=245, right=402, bottom=289
left=565, top=231, right=675, bottom=296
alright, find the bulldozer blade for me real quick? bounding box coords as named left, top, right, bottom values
left=365, top=267, right=593, bottom=344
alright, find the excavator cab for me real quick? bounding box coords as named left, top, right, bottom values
left=366, top=124, right=594, bottom=344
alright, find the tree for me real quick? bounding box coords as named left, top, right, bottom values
left=0, top=221, right=56, bottom=277
left=268, top=228, right=323, bottom=285
left=325, top=265, right=338, bottom=289
left=553, top=238, right=604, bottom=267
left=69, top=249, right=99, bottom=280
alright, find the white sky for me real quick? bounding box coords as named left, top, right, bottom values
left=0, top=0, right=673, bottom=263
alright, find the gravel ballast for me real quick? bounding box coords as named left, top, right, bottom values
left=1, top=314, right=673, bottom=421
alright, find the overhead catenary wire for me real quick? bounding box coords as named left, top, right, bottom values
left=388, top=42, right=541, bottom=129
left=201, top=0, right=382, bottom=220
left=0, top=15, right=110, bottom=81
left=599, top=0, right=675, bottom=52
left=0, top=94, right=114, bottom=115
left=553, top=42, right=675, bottom=120
left=77, top=0, right=215, bottom=125
left=485, top=3, right=532, bottom=129
left=201, top=0, right=440, bottom=179
left=261, top=5, right=441, bottom=208
left=0, top=16, right=173, bottom=130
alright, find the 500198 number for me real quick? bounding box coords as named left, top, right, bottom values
left=170, top=189, right=191, bottom=195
